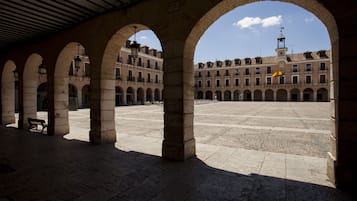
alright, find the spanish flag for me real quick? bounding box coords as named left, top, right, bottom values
left=272, top=70, right=284, bottom=77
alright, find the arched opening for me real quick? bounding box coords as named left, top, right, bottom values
left=224, top=90, right=231, bottom=101
left=146, top=88, right=153, bottom=103
left=154, top=88, right=160, bottom=101
left=1, top=60, right=16, bottom=125
left=243, top=90, right=252, bottom=101
left=82, top=85, right=90, bottom=108
left=137, top=88, right=144, bottom=105
left=317, top=88, right=328, bottom=102
left=68, top=84, right=78, bottom=111
left=276, top=89, right=288, bottom=101
left=197, top=91, right=204, bottom=99
left=127, top=87, right=135, bottom=105
left=187, top=0, right=337, bottom=187
left=215, top=90, right=222, bottom=101
left=233, top=90, right=240, bottom=101
left=37, top=82, right=48, bottom=111
left=205, top=91, right=213, bottom=100
left=54, top=42, right=90, bottom=136
left=115, top=86, right=123, bottom=106
left=265, top=89, right=274, bottom=101
left=23, top=53, right=45, bottom=128
left=253, top=90, right=263, bottom=101
left=303, top=88, right=314, bottom=101
left=290, top=88, right=300, bottom=101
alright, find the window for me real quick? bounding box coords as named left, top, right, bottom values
left=292, top=64, right=298, bottom=72
left=147, top=60, right=151, bottom=68
left=216, top=80, right=220, bottom=87
left=155, top=61, right=159, bottom=69
left=235, top=79, right=239, bottom=86
left=292, top=75, right=298, bottom=84
left=84, top=63, right=90, bottom=77
left=245, top=68, right=249, bottom=75
left=266, top=77, right=272, bottom=85
left=147, top=73, right=151, bottom=82
left=279, top=76, right=285, bottom=84
left=198, top=81, right=202, bottom=88
left=320, top=63, right=326, bottom=70
left=198, top=72, right=201, bottom=77
left=155, top=74, right=159, bottom=83
left=267, top=66, right=271, bottom=74
left=255, top=67, right=260, bottom=74
left=225, top=79, right=230, bottom=86
left=138, top=58, right=142, bottom=66
left=138, top=72, right=142, bottom=78
left=234, top=59, right=241, bottom=66
left=255, top=78, right=260, bottom=85
left=127, top=55, right=132, bottom=64
left=216, top=70, right=220, bottom=76
left=306, top=75, right=312, bottom=84
left=320, top=75, right=326, bottom=83
left=198, top=63, right=205, bottom=69
left=245, top=78, right=249, bottom=86
left=207, top=71, right=211, bottom=77
left=128, top=70, right=132, bottom=77
left=207, top=80, right=211, bottom=87
left=225, top=70, right=229, bottom=76
left=306, top=64, right=312, bottom=71
left=216, top=60, right=223, bottom=67
left=235, top=69, right=239, bottom=75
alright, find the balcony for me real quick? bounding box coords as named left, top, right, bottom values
left=127, top=76, right=136, bottom=82
left=115, top=75, right=122, bottom=80
left=137, top=77, right=145, bottom=82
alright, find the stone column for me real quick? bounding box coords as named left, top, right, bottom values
left=313, top=90, right=317, bottom=101
left=1, top=79, right=15, bottom=124
left=162, top=41, right=195, bottom=160
left=152, top=91, right=155, bottom=102
left=89, top=56, right=116, bottom=144
left=273, top=90, right=277, bottom=101
left=23, top=80, right=37, bottom=128
left=287, top=90, right=291, bottom=101
left=262, top=91, right=265, bottom=101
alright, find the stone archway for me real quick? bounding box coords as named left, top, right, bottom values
left=290, top=88, right=300, bottom=101
left=233, top=90, right=240, bottom=101
left=215, top=90, right=222, bottom=101
left=127, top=87, right=135, bottom=105
left=276, top=89, right=288, bottom=101
left=23, top=54, right=44, bottom=128
left=197, top=91, right=203, bottom=99
left=54, top=42, right=86, bottom=135
left=205, top=91, right=213, bottom=100
left=317, top=88, right=329, bottom=102
left=1, top=60, right=16, bottom=125
left=154, top=88, right=160, bottom=101
left=243, top=90, right=251, bottom=101
left=224, top=90, right=231, bottom=101
left=254, top=90, right=262, bottom=101
left=265, top=89, right=274, bottom=101
left=137, top=88, right=144, bottom=105
left=115, top=86, right=123, bottom=106
left=303, top=88, right=314, bottom=101
left=146, top=88, right=153, bottom=102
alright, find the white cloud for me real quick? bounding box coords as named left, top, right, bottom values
left=261, top=15, right=282, bottom=27
left=304, top=17, right=314, bottom=23
left=233, top=15, right=282, bottom=29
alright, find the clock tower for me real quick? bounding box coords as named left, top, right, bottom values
left=275, top=27, right=288, bottom=58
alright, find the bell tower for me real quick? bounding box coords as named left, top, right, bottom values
left=275, top=27, right=288, bottom=57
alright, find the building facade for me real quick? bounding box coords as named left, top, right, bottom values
left=194, top=33, right=330, bottom=102
left=35, top=40, right=164, bottom=110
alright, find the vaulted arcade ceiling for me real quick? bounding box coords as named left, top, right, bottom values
left=0, top=0, right=141, bottom=51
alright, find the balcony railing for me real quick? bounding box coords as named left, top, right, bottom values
left=127, top=76, right=136, bottom=81
left=137, top=77, right=145, bottom=82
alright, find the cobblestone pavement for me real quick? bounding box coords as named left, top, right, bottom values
left=2, top=102, right=354, bottom=201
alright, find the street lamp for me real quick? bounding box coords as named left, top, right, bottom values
left=129, top=26, right=140, bottom=64
left=74, top=43, right=82, bottom=75
left=38, top=60, right=46, bottom=75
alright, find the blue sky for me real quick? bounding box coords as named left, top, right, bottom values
left=130, top=1, right=330, bottom=63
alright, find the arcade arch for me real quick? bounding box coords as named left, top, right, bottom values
left=1, top=60, right=16, bottom=125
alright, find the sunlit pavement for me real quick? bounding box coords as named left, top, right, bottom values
left=2, top=102, right=353, bottom=201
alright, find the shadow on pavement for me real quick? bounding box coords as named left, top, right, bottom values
left=0, top=126, right=354, bottom=201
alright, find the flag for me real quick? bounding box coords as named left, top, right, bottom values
left=272, top=70, right=284, bottom=77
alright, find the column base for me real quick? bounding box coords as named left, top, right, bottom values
left=90, top=129, right=116, bottom=144
left=162, top=138, right=196, bottom=160
left=327, top=152, right=336, bottom=185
